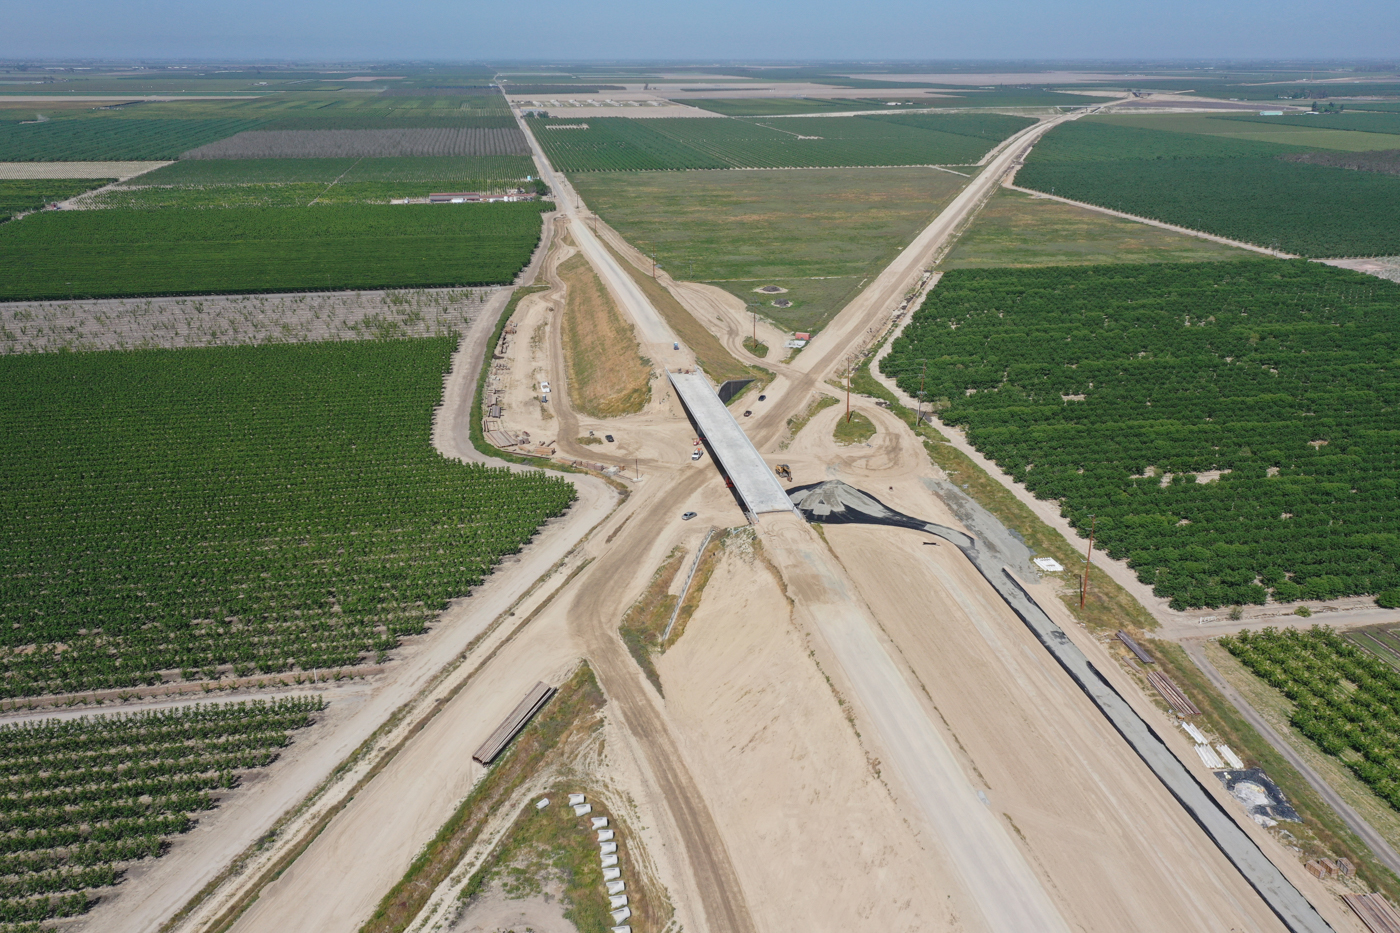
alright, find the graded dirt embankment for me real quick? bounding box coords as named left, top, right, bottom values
left=657, top=544, right=983, bottom=932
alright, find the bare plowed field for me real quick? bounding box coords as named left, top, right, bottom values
left=0, top=286, right=501, bottom=354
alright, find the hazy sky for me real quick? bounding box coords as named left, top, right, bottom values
left=4, top=0, right=1398, bottom=62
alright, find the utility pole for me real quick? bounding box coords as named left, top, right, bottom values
left=918, top=358, right=927, bottom=426
left=846, top=364, right=852, bottom=423
left=635, top=458, right=640, bottom=481
left=1080, top=514, right=1096, bottom=609
left=752, top=309, right=757, bottom=344
left=651, top=251, right=656, bottom=278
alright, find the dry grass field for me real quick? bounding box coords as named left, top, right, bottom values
left=558, top=251, right=652, bottom=417
left=941, top=187, right=1254, bottom=267
left=572, top=166, right=969, bottom=332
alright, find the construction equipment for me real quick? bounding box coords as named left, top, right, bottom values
left=775, top=464, right=792, bottom=481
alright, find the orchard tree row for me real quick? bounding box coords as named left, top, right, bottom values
left=0, top=697, right=321, bottom=923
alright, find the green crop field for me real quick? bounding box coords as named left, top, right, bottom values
left=0, top=339, right=575, bottom=697
left=0, top=698, right=321, bottom=924
left=530, top=113, right=1035, bottom=171
left=0, top=202, right=545, bottom=300
left=1223, top=628, right=1400, bottom=810
left=1084, top=113, right=1400, bottom=153
left=573, top=167, right=968, bottom=332
left=1221, top=111, right=1400, bottom=137
left=681, top=98, right=921, bottom=116
left=123, top=155, right=537, bottom=186
left=1030, top=119, right=1307, bottom=160
left=883, top=260, right=1400, bottom=611
left=0, top=179, right=111, bottom=221
left=936, top=88, right=1121, bottom=108
left=254, top=114, right=520, bottom=131
left=1191, top=82, right=1400, bottom=102
left=0, top=118, right=268, bottom=161
left=1018, top=120, right=1400, bottom=256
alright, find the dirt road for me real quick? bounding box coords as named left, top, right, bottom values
left=564, top=468, right=759, bottom=933
left=514, top=108, right=686, bottom=357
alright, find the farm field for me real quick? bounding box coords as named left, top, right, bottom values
left=940, top=188, right=1255, bottom=268
left=531, top=112, right=1035, bottom=171
left=0, top=178, right=110, bottom=220
left=1085, top=113, right=1400, bottom=153
left=1027, top=119, right=1308, bottom=161
left=919, top=87, right=1121, bottom=108
left=1221, top=110, right=1400, bottom=137
left=0, top=201, right=545, bottom=300
left=1284, top=149, right=1400, bottom=175
left=0, top=287, right=498, bottom=354
left=0, top=162, right=166, bottom=180
left=122, top=154, right=537, bottom=185
left=0, top=698, right=321, bottom=925
left=85, top=178, right=535, bottom=209
left=680, top=98, right=923, bottom=116
left=248, top=113, right=520, bottom=131
left=0, top=118, right=268, bottom=161
left=1017, top=120, right=1400, bottom=256
left=882, top=259, right=1400, bottom=610
left=1223, top=628, right=1400, bottom=812
left=0, top=338, right=576, bottom=697
left=182, top=126, right=530, bottom=159
left=573, top=166, right=968, bottom=332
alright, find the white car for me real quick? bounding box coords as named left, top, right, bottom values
left=540, top=381, right=551, bottom=392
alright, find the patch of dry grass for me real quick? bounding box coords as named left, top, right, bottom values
left=558, top=252, right=651, bottom=418
left=600, top=239, right=758, bottom=386
left=833, top=409, right=876, bottom=445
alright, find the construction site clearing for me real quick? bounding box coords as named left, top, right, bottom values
left=78, top=90, right=1400, bottom=933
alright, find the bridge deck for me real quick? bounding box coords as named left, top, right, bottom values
left=668, top=372, right=793, bottom=515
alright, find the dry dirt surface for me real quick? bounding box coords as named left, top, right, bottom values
left=657, top=542, right=981, bottom=932
left=1323, top=256, right=1400, bottom=284
left=0, top=160, right=169, bottom=179
left=451, top=883, right=574, bottom=933
left=511, top=97, right=715, bottom=118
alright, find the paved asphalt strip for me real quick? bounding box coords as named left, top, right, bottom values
left=789, top=480, right=1336, bottom=933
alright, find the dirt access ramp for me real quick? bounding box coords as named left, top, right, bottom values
left=757, top=510, right=1070, bottom=932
